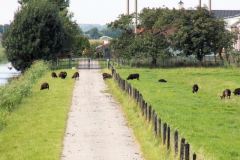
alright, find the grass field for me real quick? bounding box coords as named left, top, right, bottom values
left=0, top=69, right=76, bottom=160
left=115, top=67, right=240, bottom=160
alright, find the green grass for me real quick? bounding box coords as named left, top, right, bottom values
left=0, top=69, right=76, bottom=160
left=0, top=43, right=7, bottom=63
left=114, top=67, right=240, bottom=160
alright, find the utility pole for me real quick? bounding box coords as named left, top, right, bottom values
left=209, top=0, right=212, bottom=12
left=135, top=0, right=138, bottom=33
left=126, top=0, right=129, bottom=15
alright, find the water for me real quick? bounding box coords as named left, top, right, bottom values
left=0, top=63, right=21, bottom=86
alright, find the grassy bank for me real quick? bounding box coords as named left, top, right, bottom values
left=114, top=67, right=240, bottom=160
left=0, top=69, right=76, bottom=160
left=103, top=69, right=175, bottom=160
left=0, top=43, right=7, bottom=63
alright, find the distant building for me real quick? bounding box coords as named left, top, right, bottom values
left=96, top=36, right=112, bottom=59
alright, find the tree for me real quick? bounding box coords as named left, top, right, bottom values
left=2, top=0, right=65, bottom=70
left=72, top=35, right=90, bottom=56
left=18, top=0, right=69, bottom=11
left=173, top=8, right=235, bottom=61
left=85, top=28, right=102, bottom=39
left=100, top=28, right=122, bottom=38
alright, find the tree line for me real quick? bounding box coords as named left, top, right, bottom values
left=109, top=7, right=236, bottom=66
left=2, top=0, right=90, bottom=70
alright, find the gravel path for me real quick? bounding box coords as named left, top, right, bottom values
left=61, top=63, right=143, bottom=160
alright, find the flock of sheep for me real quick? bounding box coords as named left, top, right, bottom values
left=40, top=71, right=79, bottom=90
left=102, top=71, right=240, bottom=100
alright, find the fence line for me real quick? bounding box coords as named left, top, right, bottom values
left=109, top=64, right=197, bottom=160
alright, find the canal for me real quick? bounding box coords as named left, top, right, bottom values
left=0, top=63, right=21, bottom=86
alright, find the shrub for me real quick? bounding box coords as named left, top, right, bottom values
left=0, top=61, right=48, bottom=111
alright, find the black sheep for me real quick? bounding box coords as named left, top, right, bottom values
left=40, top=82, right=49, bottom=90
left=192, top=84, right=199, bottom=93
left=220, top=89, right=231, bottom=99
left=72, top=72, right=79, bottom=80
left=102, top=73, right=112, bottom=79
left=51, top=72, right=58, bottom=78
left=158, top=79, right=167, bottom=83
left=127, top=74, right=139, bottom=80
left=59, top=71, right=67, bottom=79
left=233, top=88, right=240, bottom=95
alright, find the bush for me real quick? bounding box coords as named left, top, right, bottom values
left=0, top=61, right=48, bottom=111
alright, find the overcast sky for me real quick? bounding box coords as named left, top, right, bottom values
left=1, top=0, right=240, bottom=24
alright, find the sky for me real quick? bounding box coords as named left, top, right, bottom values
left=0, top=0, right=240, bottom=25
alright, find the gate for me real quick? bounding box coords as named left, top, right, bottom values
left=78, top=58, right=102, bottom=69
left=51, top=58, right=108, bottom=70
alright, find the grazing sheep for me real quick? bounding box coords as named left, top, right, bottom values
left=233, top=88, right=240, bottom=95
left=51, top=72, right=58, bottom=78
left=158, top=79, right=167, bottom=83
left=127, top=74, right=139, bottom=80
left=102, top=73, right=112, bottom=80
left=192, top=84, right=199, bottom=93
left=59, top=71, right=67, bottom=79
left=40, top=82, right=49, bottom=90
left=220, top=89, right=231, bottom=99
left=72, top=72, right=79, bottom=80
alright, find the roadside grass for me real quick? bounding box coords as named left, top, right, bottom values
left=103, top=69, right=175, bottom=160
left=0, top=43, right=7, bottom=63
left=114, top=67, right=240, bottom=160
left=0, top=69, right=76, bottom=160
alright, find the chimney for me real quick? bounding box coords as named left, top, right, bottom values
left=199, top=0, right=201, bottom=8
left=135, top=0, right=138, bottom=33
left=209, top=0, right=212, bottom=11
left=126, top=0, right=129, bottom=15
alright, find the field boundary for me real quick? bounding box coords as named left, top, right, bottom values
left=109, top=65, right=198, bottom=160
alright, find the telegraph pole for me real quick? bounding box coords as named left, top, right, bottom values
left=135, top=0, right=138, bottom=33
left=209, top=0, right=212, bottom=12
left=126, top=0, right=129, bottom=15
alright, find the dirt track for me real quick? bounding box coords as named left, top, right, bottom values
left=61, top=64, right=143, bottom=160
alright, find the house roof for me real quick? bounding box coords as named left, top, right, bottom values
left=212, top=10, right=240, bottom=19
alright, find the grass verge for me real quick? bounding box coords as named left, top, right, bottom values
left=103, top=69, right=175, bottom=160
left=0, top=69, right=76, bottom=160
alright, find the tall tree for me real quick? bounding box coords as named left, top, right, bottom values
left=18, top=0, right=69, bottom=10
left=2, top=0, right=65, bottom=70
left=173, top=8, right=235, bottom=61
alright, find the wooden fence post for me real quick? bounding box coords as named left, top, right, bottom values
left=163, top=123, right=167, bottom=145
left=174, top=130, right=179, bottom=156
left=152, top=109, right=155, bottom=124
left=141, top=100, right=145, bottom=116
left=148, top=106, right=152, bottom=122
left=158, top=118, right=161, bottom=137
left=180, top=138, right=185, bottom=160
left=185, top=143, right=190, bottom=160
left=167, top=126, right=170, bottom=150
left=193, top=153, right=197, bottom=160
left=145, top=103, right=148, bottom=120
left=154, top=115, right=158, bottom=135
